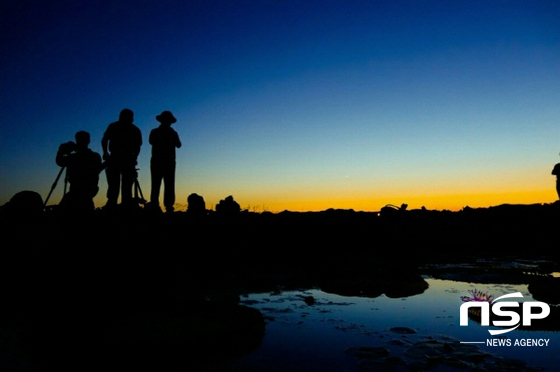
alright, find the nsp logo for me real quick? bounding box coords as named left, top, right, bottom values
left=460, top=292, right=550, bottom=335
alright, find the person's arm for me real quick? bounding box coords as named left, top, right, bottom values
left=55, top=146, right=67, bottom=167
left=95, top=152, right=106, bottom=173
left=101, top=127, right=110, bottom=160
left=175, top=130, right=182, bottom=149
left=136, top=129, right=142, bottom=158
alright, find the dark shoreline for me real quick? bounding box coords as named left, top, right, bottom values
left=2, top=202, right=560, bottom=371
left=3, top=201, right=560, bottom=307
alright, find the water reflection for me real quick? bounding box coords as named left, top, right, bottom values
left=217, top=278, right=560, bottom=372
left=318, top=266, right=429, bottom=299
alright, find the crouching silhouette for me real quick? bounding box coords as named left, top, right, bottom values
left=56, top=131, right=103, bottom=213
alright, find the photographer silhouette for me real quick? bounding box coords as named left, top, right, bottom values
left=101, top=109, right=142, bottom=209
left=55, top=131, right=103, bottom=213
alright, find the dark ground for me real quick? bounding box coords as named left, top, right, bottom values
left=1, top=201, right=560, bottom=371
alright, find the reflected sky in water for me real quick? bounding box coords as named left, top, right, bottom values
left=209, top=278, right=560, bottom=371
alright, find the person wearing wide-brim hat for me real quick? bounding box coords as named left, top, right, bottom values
left=156, top=110, right=177, bottom=124
left=149, top=111, right=181, bottom=213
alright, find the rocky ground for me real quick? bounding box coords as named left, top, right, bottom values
left=1, top=201, right=560, bottom=370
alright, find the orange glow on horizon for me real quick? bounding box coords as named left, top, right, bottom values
left=61, top=186, right=558, bottom=213
left=154, top=187, right=557, bottom=213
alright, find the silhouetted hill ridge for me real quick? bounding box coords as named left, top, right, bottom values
left=2, top=200, right=559, bottom=262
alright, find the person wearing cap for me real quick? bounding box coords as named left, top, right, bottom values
left=101, top=108, right=143, bottom=209
left=56, top=130, right=103, bottom=213
left=149, top=110, right=182, bottom=213
left=552, top=160, right=560, bottom=200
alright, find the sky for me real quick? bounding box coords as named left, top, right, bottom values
left=2, top=0, right=560, bottom=212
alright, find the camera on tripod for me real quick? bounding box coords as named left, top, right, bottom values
left=59, top=141, right=77, bottom=155
left=133, top=167, right=146, bottom=205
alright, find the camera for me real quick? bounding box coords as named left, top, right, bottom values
left=59, top=141, right=77, bottom=154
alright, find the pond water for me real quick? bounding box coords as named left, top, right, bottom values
left=202, top=277, right=560, bottom=371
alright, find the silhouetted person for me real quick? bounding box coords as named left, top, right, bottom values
left=149, top=111, right=181, bottom=213
left=102, top=109, right=142, bottom=209
left=552, top=162, right=560, bottom=200
left=2, top=191, right=44, bottom=216
left=56, top=131, right=103, bottom=213
left=216, top=195, right=241, bottom=215
left=187, top=193, right=206, bottom=217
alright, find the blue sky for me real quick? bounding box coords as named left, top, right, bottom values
left=2, top=0, right=560, bottom=211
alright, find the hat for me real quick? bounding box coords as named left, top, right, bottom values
left=156, top=111, right=177, bottom=124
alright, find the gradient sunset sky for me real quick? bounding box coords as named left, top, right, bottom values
left=2, top=0, right=559, bottom=212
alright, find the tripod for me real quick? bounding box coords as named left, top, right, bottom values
left=133, top=168, right=147, bottom=205
left=43, top=166, right=68, bottom=209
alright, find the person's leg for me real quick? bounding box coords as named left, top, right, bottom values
left=104, top=165, right=119, bottom=206
left=163, top=162, right=176, bottom=212
left=150, top=162, right=163, bottom=206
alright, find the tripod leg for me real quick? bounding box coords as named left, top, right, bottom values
left=134, top=180, right=138, bottom=200
left=135, top=180, right=146, bottom=203
left=64, top=172, right=68, bottom=195
left=44, top=167, right=65, bottom=208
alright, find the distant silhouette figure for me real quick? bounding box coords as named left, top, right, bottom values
left=55, top=131, right=103, bottom=212
left=102, top=109, right=142, bottom=209
left=552, top=162, right=560, bottom=200
left=380, top=203, right=408, bottom=218
left=149, top=111, right=181, bottom=213
left=216, top=195, right=241, bottom=215
left=2, top=190, right=44, bottom=216
left=187, top=193, right=206, bottom=217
